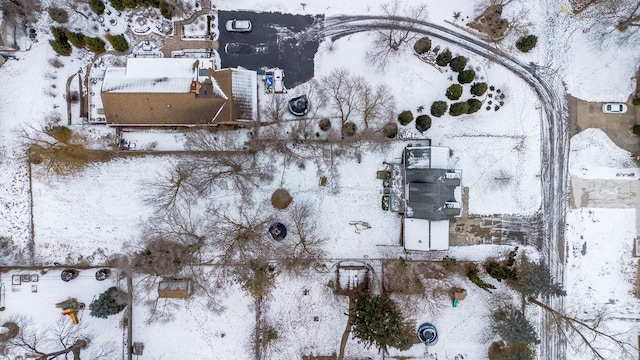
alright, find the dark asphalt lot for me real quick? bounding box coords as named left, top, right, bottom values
left=218, top=11, right=324, bottom=87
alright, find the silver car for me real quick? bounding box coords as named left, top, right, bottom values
left=602, top=103, right=627, bottom=114
left=225, top=19, right=252, bottom=32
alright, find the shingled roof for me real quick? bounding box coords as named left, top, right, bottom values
left=100, top=58, right=256, bottom=126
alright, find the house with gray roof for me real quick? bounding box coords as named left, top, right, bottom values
left=390, top=145, right=462, bottom=251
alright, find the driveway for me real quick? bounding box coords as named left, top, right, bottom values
left=217, top=11, right=324, bottom=87
left=568, top=94, right=640, bottom=152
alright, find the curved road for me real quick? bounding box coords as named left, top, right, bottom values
left=317, top=15, right=569, bottom=359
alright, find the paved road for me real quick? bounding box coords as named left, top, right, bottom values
left=319, top=15, right=569, bottom=359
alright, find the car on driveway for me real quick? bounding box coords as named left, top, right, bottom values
left=225, top=19, right=252, bottom=32
left=224, top=42, right=268, bottom=55
left=602, top=103, right=627, bottom=114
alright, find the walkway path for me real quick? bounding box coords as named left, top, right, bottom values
left=162, top=7, right=219, bottom=57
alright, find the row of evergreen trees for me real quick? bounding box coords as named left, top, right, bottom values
left=90, top=0, right=174, bottom=19
left=50, top=26, right=129, bottom=56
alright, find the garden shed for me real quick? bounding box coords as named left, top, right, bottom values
left=336, top=261, right=370, bottom=297
left=158, top=278, right=193, bottom=298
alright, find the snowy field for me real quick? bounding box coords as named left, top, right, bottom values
left=0, top=0, right=639, bottom=358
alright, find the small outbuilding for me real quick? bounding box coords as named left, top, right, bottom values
left=158, top=278, right=193, bottom=298
left=336, top=261, right=370, bottom=297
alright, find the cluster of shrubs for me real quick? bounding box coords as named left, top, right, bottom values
left=49, top=26, right=129, bottom=55
left=106, top=34, right=130, bottom=52
left=430, top=80, right=488, bottom=117
left=396, top=110, right=432, bottom=133
left=51, top=27, right=106, bottom=55
left=91, top=0, right=174, bottom=19
left=411, top=37, right=508, bottom=121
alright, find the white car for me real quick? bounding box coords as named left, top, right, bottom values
left=602, top=103, right=627, bottom=114
left=225, top=19, right=252, bottom=32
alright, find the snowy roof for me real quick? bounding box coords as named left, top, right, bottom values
left=100, top=59, right=257, bottom=125
left=404, top=146, right=461, bottom=221
left=403, top=218, right=450, bottom=251
left=401, top=146, right=462, bottom=252
left=102, top=58, right=217, bottom=93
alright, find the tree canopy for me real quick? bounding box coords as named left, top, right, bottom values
left=350, top=291, right=415, bottom=353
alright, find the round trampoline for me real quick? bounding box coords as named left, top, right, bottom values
left=288, top=95, right=309, bottom=116
left=269, top=222, right=287, bottom=241
left=61, top=269, right=78, bottom=282
left=95, top=268, right=111, bottom=281
left=417, top=323, right=438, bottom=346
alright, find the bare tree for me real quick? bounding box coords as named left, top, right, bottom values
left=132, top=205, right=227, bottom=322
left=319, top=68, right=397, bottom=142
left=572, top=0, right=640, bottom=44
left=367, top=0, right=428, bottom=68
left=0, top=0, right=41, bottom=29
left=5, top=316, right=115, bottom=360
left=319, top=68, right=365, bottom=128
left=529, top=297, right=637, bottom=360
left=260, top=93, right=290, bottom=126
left=142, top=161, right=196, bottom=210
left=207, top=204, right=278, bottom=264
left=181, top=130, right=275, bottom=198
left=358, top=82, right=395, bottom=133
left=133, top=203, right=207, bottom=276
left=616, top=1, right=640, bottom=31
left=20, top=123, right=111, bottom=175
left=62, top=0, right=90, bottom=19
left=282, top=201, right=327, bottom=264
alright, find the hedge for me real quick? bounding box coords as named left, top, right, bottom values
left=398, top=110, right=414, bottom=126
left=516, top=35, right=538, bottom=53
left=446, top=84, right=463, bottom=100
left=416, top=115, right=432, bottom=132
left=471, top=82, right=488, bottom=97
left=436, top=49, right=452, bottom=66
left=449, top=102, right=469, bottom=116
left=106, top=34, right=129, bottom=52
left=449, top=56, right=467, bottom=72
left=431, top=101, right=448, bottom=117
left=414, top=37, right=432, bottom=54
left=467, top=99, right=483, bottom=114
left=458, top=69, right=476, bottom=84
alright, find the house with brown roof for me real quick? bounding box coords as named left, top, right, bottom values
left=100, top=58, right=257, bottom=127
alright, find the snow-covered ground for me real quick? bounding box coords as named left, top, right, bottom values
left=0, top=0, right=639, bottom=358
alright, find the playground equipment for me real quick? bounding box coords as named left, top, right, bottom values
left=95, top=268, right=111, bottom=281
left=268, top=222, right=287, bottom=241
left=288, top=95, right=309, bottom=116
left=452, top=287, right=467, bottom=308
left=55, top=298, right=84, bottom=325
left=417, top=323, right=438, bottom=346
left=60, top=269, right=79, bottom=282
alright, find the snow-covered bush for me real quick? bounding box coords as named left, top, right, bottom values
left=415, top=115, right=431, bottom=132
left=516, top=35, right=538, bottom=53
left=397, top=110, right=414, bottom=125
left=457, top=69, right=476, bottom=84
left=449, top=56, right=467, bottom=72
left=446, top=84, right=463, bottom=100
left=431, top=101, right=448, bottom=117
